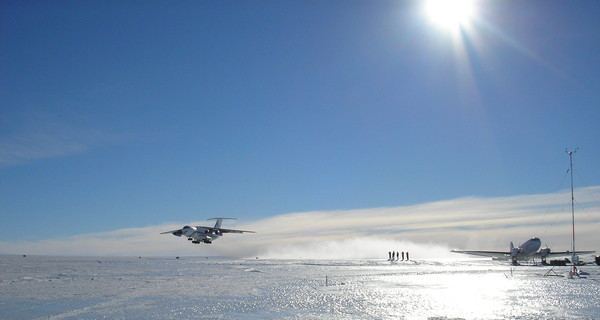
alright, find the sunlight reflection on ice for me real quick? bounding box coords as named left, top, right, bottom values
left=416, top=273, right=513, bottom=318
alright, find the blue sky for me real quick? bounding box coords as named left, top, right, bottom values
left=1, top=1, right=599, bottom=255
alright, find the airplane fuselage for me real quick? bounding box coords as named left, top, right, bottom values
left=512, top=237, right=542, bottom=259
left=182, top=226, right=222, bottom=244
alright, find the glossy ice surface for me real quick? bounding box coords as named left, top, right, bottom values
left=1, top=255, right=599, bottom=319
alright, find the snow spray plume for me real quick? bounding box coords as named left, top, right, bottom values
left=258, top=238, right=453, bottom=260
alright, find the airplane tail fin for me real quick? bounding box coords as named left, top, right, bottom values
left=214, top=218, right=223, bottom=229
left=510, top=241, right=515, bottom=251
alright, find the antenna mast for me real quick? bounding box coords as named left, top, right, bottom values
left=566, top=148, right=578, bottom=271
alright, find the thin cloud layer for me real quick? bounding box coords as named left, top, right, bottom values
left=1, top=187, right=599, bottom=258
left=0, top=112, right=126, bottom=168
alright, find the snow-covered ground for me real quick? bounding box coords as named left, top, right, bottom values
left=1, top=255, right=599, bottom=319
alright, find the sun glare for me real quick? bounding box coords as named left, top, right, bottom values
left=426, top=0, right=476, bottom=30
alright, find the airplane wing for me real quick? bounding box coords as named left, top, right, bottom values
left=451, top=250, right=511, bottom=259
left=191, top=226, right=255, bottom=234
left=160, top=229, right=183, bottom=236
left=545, top=250, right=596, bottom=257
left=216, top=228, right=256, bottom=234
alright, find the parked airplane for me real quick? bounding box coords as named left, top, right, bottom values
left=451, top=237, right=595, bottom=265
left=161, top=218, right=255, bottom=244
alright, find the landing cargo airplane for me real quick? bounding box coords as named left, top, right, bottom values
left=161, top=218, right=255, bottom=244
left=452, top=237, right=595, bottom=265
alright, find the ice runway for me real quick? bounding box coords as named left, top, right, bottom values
left=1, top=255, right=599, bottom=319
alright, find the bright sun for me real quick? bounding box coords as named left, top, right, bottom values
left=425, top=0, right=476, bottom=30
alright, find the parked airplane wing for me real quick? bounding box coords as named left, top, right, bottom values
left=546, top=250, right=596, bottom=257
left=451, top=250, right=510, bottom=259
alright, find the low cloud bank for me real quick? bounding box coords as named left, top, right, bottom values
left=2, top=187, right=599, bottom=258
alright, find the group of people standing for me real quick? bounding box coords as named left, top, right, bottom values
left=388, top=251, right=409, bottom=261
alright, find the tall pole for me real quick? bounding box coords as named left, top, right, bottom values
left=567, top=149, right=577, bottom=272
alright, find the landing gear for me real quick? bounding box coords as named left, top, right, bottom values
left=187, top=238, right=212, bottom=244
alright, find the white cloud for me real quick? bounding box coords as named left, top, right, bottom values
left=1, top=187, right=599, bottom=259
